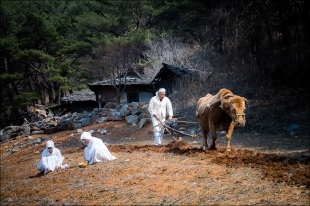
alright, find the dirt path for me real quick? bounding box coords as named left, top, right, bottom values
left=1, top=121, right=309, bottom=205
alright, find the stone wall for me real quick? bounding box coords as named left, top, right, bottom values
left=0, top=101, right=197, bottom=143
left=0, top=102, right=152, bottom=142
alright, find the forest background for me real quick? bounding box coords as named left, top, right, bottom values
left=0, top=0, right=309, bottom=134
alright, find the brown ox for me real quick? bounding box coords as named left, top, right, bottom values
left=196, top=88, right=247, bottom=151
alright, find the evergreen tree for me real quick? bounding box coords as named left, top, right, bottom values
left=0, top=0, right=93, bottom=125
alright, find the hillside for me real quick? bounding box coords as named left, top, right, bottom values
left=0, top=120, right=309, bottom=205
left=0, top=1, right=309, bottom=204
left=1, top=0, right=309, bottom=129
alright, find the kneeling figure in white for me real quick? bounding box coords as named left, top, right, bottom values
left=37, top=140, right=65, bottom=174
left=80, top=132, right=116, bottom=164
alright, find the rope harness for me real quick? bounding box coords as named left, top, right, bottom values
left=203, top=93, right=235, bottom=114
left=227, top=96, right=246, bottom=122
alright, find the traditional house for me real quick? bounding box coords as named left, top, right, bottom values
left=151, top=63, right=201, bottom=96
left=88, top=72, right=154, bottom=108
left=52, top=88, right=97, bottom=113
left=88, top=63, right=202, bottom=107
left=55, top=63, right=201, bottom=111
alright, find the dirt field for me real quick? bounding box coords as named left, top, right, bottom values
left=1, top=120, right=309, bottom=205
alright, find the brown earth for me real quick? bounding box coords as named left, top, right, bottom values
left=1, top=120, right=309, bottom=205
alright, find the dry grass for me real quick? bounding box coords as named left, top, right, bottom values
left=1, top=121, right=309, bottom=205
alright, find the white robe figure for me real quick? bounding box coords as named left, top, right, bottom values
left=80, top=132, right=116, bottom=164
left=37, top=140, right=65, bottom=174
left=148, top=89, right=173, bottom=145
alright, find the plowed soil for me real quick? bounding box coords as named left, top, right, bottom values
left=1, top=121, right=309, bottom=205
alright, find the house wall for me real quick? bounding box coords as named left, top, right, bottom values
left=122, top=91, right=154, bottom=103
left=120, top=93, right=127, bottom=103
left=139, top=92, right=154, bottom=103
left=99, top=86, right=117, bottom=102
left=98, top=85, right=153, bottom=103
left=124, top=85, right=153, bottom=103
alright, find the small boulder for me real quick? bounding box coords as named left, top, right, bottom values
left=107, top=110, right=123, bottom=121
left=0, top=131, right=11, bottom=142
left=120, top=109, right=130, bottom=117
left=125, top=115, right=139, bottom=125
left=130, top=107, right=141, bottom=115
left=11, top=147, right=21, bottom=153
left=34, top=138, right=42, bottom=144
left=97, top=117, right=107, bottom=123
left=32, top=130, right=44, bottom=135
left=104, top=102, right=117, bottom=110
left=138, top=118, right=151, bottom=129
left=131, top=102, right=140, bottom=108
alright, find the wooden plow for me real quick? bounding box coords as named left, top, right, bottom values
left=154, top=120, right=198, bottom=141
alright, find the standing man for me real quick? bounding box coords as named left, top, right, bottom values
left=148, top=88, right=173, bottom=146
left=80, top=132, right=116, bottom=165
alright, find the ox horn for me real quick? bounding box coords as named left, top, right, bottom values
left=244, top=98, right=248, bottom=105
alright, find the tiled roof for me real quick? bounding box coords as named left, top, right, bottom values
left=61, top=88, right=96, bottom=102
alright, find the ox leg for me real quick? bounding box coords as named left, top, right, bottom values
left=201, top=129, right=209, bottom=151
left=209, top=124, right=217, bottom=150
left=226, top=122, right=235, bottom=151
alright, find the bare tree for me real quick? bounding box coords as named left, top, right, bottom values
left=144, top=36, right=215, bottom=73
left=92, top=41, right=143, bottom=104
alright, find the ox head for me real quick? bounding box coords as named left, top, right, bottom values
left=222, top=96, right=247, bottom=127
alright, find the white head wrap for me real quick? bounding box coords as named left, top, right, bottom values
left=158, top=88, right=166, bottom=93
left=46, top=140, right=54, bottom=148
left=80, top=132, right=92, bottom=141
left=156, top=88, right=166, bottom=97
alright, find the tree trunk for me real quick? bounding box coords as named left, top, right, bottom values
left=116, top=88, right=121, bottom=105
left=265, top=17, right=273, bottom=50
left=278, top=2, right=292, bottom=48
left=302, top=0, right=310, bottom=46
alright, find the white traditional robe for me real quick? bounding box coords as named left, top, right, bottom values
left=148, top=92, right=173, bottom=145
left=84, top=136, right=116, bottom=164
left=37, top=147, right=64, bottom=174
left=148, top=93, right=173, bottom=131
